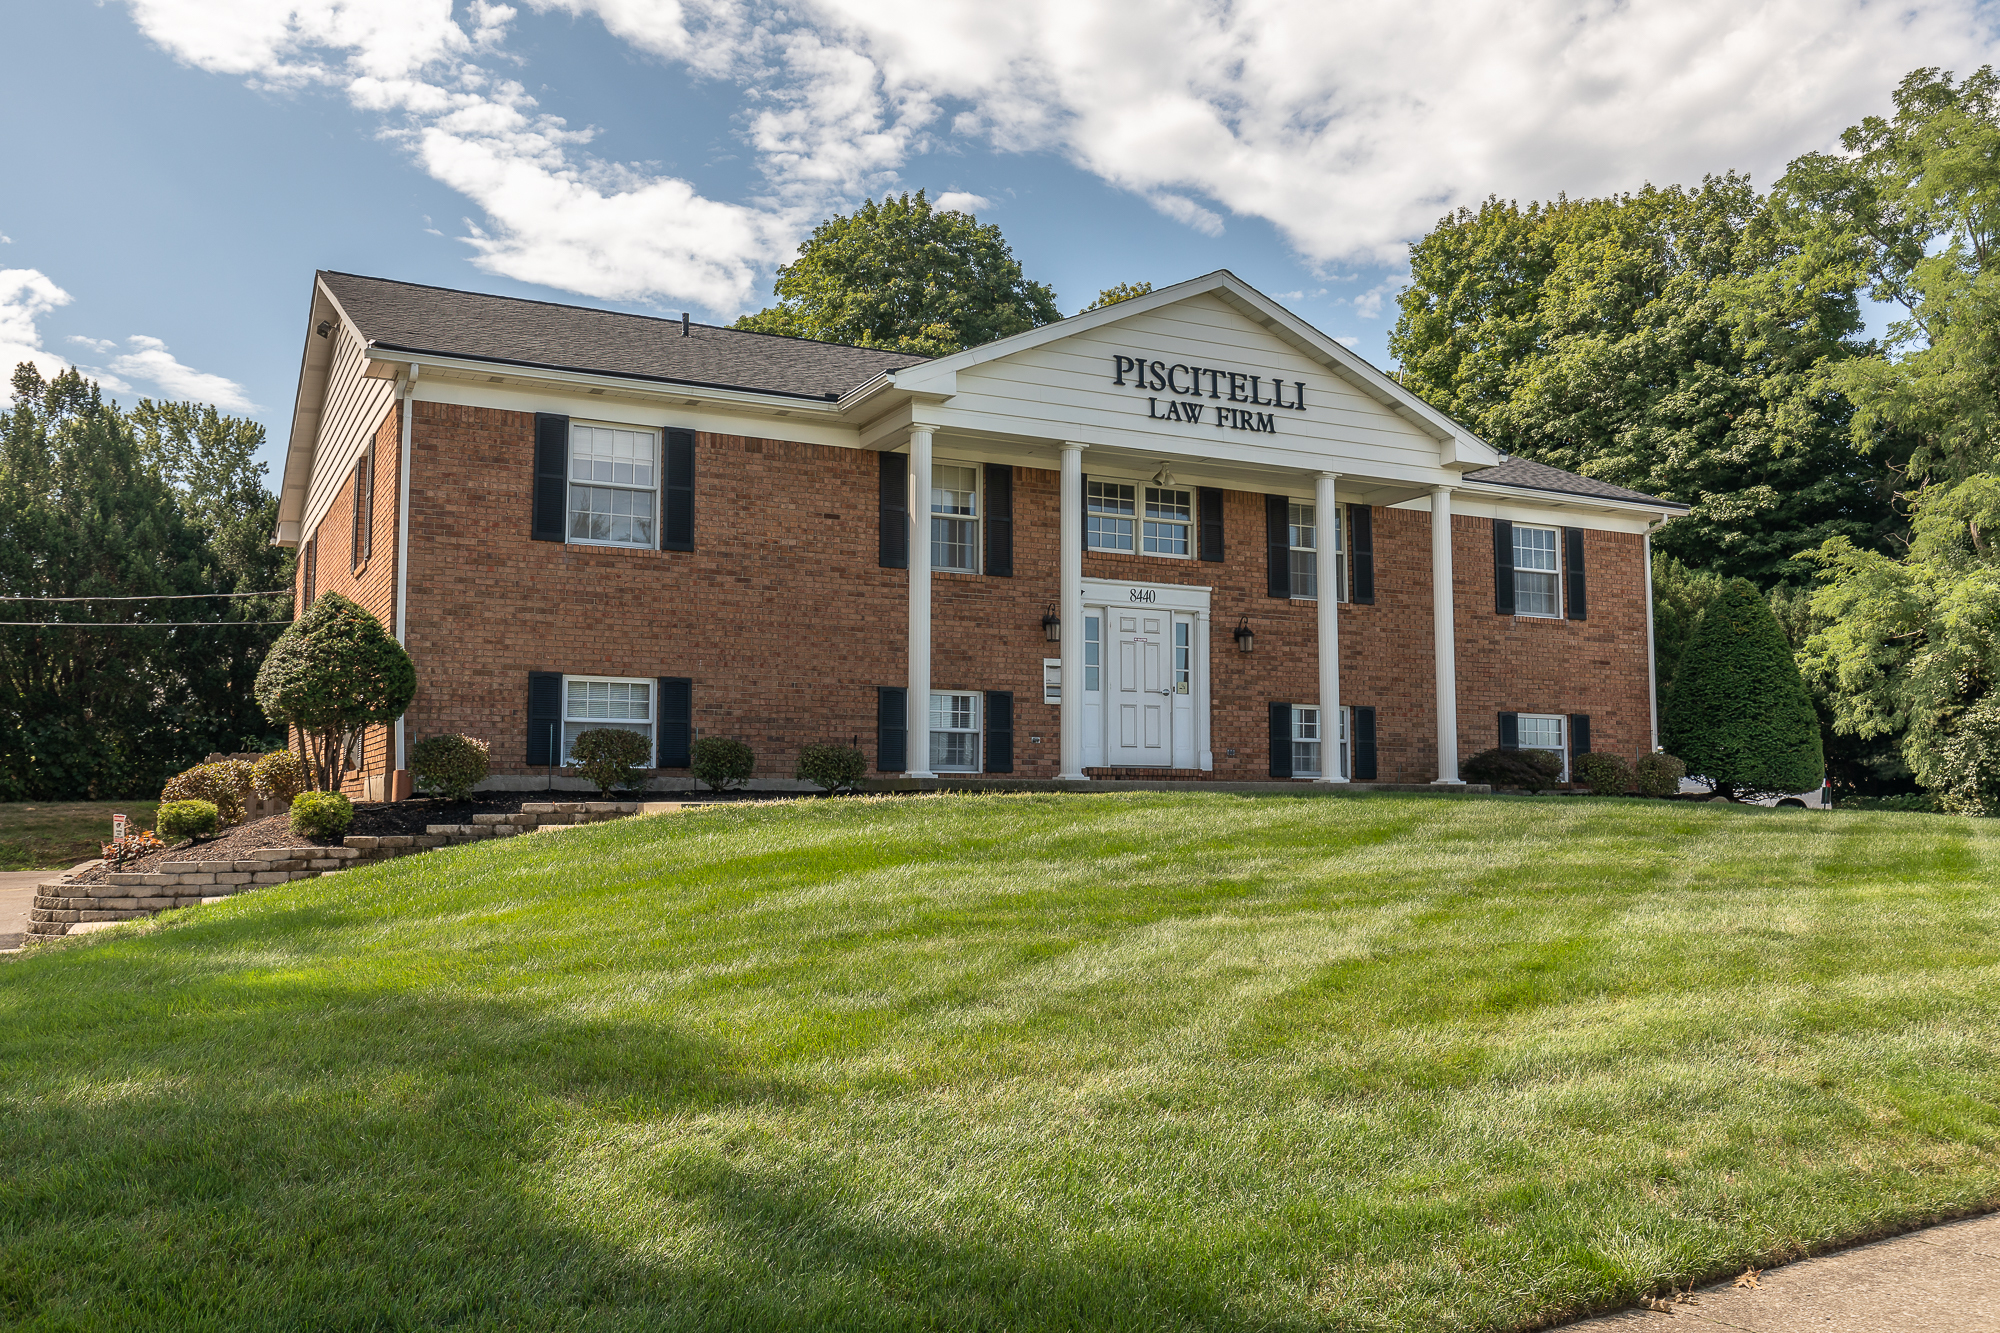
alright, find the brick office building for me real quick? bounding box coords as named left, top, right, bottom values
left=275, top=269, right=1684, bottom=797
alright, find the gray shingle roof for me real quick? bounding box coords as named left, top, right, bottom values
left=318, top=271, right=927, bottom=401
left=1460, top=456, right=1686, bottom=510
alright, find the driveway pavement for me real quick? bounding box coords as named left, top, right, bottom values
left=0, top=868, right=53, bottom=950
left=1565, top=1211, right=2000, bottom=1330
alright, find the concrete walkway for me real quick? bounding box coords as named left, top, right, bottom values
left=1566, top=1211, right=1999, bottom=1330
left=0, top=868, right=55, bottom=951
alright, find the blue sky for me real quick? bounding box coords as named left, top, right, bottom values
left=3, top=1, right=1996, bottom=482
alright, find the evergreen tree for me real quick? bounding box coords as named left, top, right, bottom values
left=734, top=191, right=1061, bottom=356
left=1663, top=578, right=1826, bottom=799
left=255, top=593, right=415, bottom=792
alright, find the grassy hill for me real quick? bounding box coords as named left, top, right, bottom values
left=3, top=792, right=1999, bottom=1330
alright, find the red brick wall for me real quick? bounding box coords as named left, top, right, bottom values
left=294, top=406, right=402, bottom=796
left=391, top=402, right=1653, bottom=787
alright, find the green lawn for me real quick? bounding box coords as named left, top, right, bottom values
left=0, top=801, right=157, bottom=871
left=4, top=793, right=1999, bottom=1331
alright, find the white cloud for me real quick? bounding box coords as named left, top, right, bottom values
left=1349, top=275, right=1408, bottom=319
left=0, top=269, right=74, bottom=381
left=118, top=0, right=2000, bottom=311
left=933, top=191, right=991, bottom=215
left=68, top=335, right=118, bottom=354
left=104, top=335, right=258, bottom=411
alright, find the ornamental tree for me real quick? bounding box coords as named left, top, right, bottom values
left=254, top=592, right=415, bottom=792
left=1663, top=578, right=1824, bottom=799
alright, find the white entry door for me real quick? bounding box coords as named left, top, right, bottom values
left=1110, top=611, right=1172, bottom=766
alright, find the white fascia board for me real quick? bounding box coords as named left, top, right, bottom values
left=274, top=277, right=361, bottom=546
left=1408, top=481, right=1687, bottom=526
left=361, top=349, right=850, bottom=422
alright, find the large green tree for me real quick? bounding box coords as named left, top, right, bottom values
left=1391, top=177, right=1894, bottom=583
left=735, top=191, right=1061, bottom=356
left=0, top=365, right=291, bottom=799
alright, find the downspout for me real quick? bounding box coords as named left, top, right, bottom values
left=1644, top=518, right=1661, bottom=755
left=393, top=363, right=418, bottom=777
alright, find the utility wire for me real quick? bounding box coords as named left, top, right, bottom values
left=0, top=591, right=291, bottom=602
left=0, top=620, right=294, bottom=627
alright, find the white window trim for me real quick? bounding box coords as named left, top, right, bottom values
left=1516, top=712, right=1568, bottom=780
left=567, top=420, right=661, bottom=551
left=1292, top=703, right=1352, bottom=780
left=929, top=690, right=982, bottom=773
left=930, top=459, right=981, bottom=574
left=1512, top=522, right=1563, bottom=619
left=1288, top=499, right=1347, bottom=603
left=560, top=673, right=657, bottom=767
left=1086, top=477, right=1195, bottom=559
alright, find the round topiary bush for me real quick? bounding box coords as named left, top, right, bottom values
left=795, top=742, right=866, bottom=793
left=1634, top=752, right=1688, bottom=798
left=570, top=728, right=651, bottom=796
left=411, top=733, right=492, bottom=800
left=290, top=791, right=354, bottom=838
left=1572, top=751, right=1634, bottom=796
left=161, top=759, right=254, bottom=826
left=692, top=737, right=756, bottom=792
left=1461, top=747, right=1562, bottom=792
left=1662, top=578, right=1824, bottom=800
left=156, top=799, right=220, bottom=842
left=250, top=749, right=309, bottom=804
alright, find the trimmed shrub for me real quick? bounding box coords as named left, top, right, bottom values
left=255, top=593, right=417, bottom=793
left=161, top=759, right=254, bottom=826
left=411, top=733, right=492, bottom=800
left=156, top=799, right=220, bottom=842
left=692, top=737, right=756, bottom=792
left=251, top=749, right=309, bottom=804
left=1662, top=578, right=1824, bottom=800
left=570, top=728, right=651, bottom=797
left=1572, top=751, right=1634, bottom=795
left=1634, top=752, right=1688, bottom=798
left=1461, top=747, right=1561, bottom=792
left=796, top=742, right=866, bottom=793
left=290, top=791, right=354, bottom=838
left=1837, top=792, right=1937, bottom=813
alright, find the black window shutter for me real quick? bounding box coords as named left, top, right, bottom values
left=1198, top=487, right=1224, bottom=562
left=657, top=677, right=693, bottom=768
left=1269, top=702, right=1293, bottom=778
left=527, top=672, right=563, bottom=766
left=302, top=534, right=316, bottom=606
left=878, top=452, right=908, bottom=568
left=1492, top=519, right=1515, bottom=615
left=1498, top=711, right=1519, bottom=749
left=1349, top=504, right=1375, bottom=604
left=662, top=429, right=695, bottom=551
left=1563, top=527, right=1587, bottom=620
left=1266, top=494, right=1290, bottom=598
left=1352, top=705, right=1377, bottom=780
left=983, top=690, right=1014, bottom=773
left=876, top=686, right=908, bottom=772
left=1568, top=713, right=1591, bottom=764
left=1080, top=473, right=1090, bottom=550
left=532, top=413, right=569, bottom=542
left=984, top=463, right=1013, bottom=577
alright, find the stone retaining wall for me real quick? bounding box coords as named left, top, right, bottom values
left=29, top=801, right=651, bottom=940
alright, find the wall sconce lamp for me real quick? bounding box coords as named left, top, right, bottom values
left=315, top=320, right=333, bottom=338
left=1234, top=616, right=1255, bottom=652
left=1041, top=602, right=1062, bottom=642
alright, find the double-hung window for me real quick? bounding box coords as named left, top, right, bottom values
left=562, top=676, right=654, bottom=766
left=1516, top=713, right=1566, bottom=779
left=1288, top=502, right=1345, bottom=600
left=350, top=452, right=372, bottom=571
left=930, top=692, right=980, bottom=771
left=568, top=424, right=658, bottom=548
left=1142, top=487, right=1192, bottom=556
left=1291, top=705, right=1351, bottom=779
left=931, top=464, right=979, bottom=572
left=1513, top=524, right=1561, bottom=617
left=1088, top=481, right=1136, bottom=552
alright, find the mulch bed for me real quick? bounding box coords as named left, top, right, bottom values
left=62, top=795, right=542, bottom=885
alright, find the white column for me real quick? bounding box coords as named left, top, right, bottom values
left=1314, top=471, right=1345, bottom=782
left=905, top=427, right=937, bottom=778
left=1195, top=607, right=1213, bottom=771
left=1431, top=484, right=1464, bottom=784
left=1057, top=442, right=1089, bottom=780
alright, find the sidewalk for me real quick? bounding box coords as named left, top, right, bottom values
left=0, top=868, right=53, bottom=950
left=1565, top=1211, right=1999, bottom=1330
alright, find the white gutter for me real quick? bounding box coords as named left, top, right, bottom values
left=393, top=363, right=418, bottom=774
left=1644, top=520, right=1661, bottom=753
left=364, top=348, right=847, bottom=419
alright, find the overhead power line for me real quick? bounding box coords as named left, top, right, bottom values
left=0, top=620, right=294, bottom=628
left=0, top=591, right=292, bottom=602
